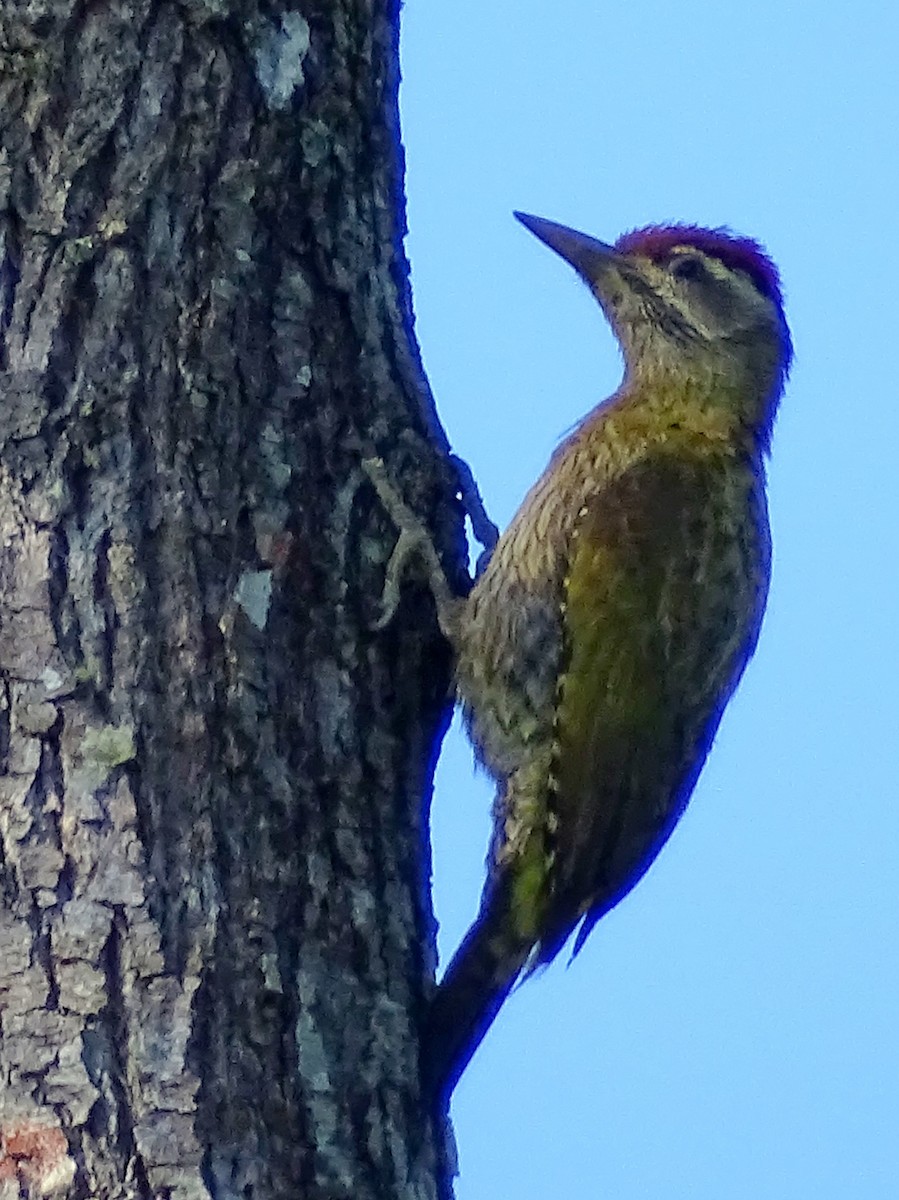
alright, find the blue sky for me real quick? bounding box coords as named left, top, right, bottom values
left=400, top=3, right=899, bottom=1197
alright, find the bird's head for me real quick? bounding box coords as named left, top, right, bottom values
left=515, top=212, right=792, bottom=437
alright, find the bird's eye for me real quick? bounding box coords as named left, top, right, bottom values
left=670, top=256, right=705, bottom=283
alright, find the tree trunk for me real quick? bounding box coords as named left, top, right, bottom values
left=0, top=3, right=463, bottom=1197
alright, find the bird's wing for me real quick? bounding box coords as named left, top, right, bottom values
left=536, top=448, right=768, bottom=964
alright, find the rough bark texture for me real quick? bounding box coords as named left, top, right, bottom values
left=0, top=2, right=463, bottom=1197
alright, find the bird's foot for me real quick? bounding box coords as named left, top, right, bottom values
left=448, top=453, right=499, bottom=576
left=362, top=456, right=463, bottom=641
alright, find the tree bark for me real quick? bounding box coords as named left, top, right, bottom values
left=0, top=2, right=463, bottom=1197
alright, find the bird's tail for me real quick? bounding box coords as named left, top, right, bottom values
left=423, top=877, right=532, bottom=1106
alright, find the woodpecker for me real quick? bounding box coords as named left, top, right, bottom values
left=424, top=213, right=792, bottom=1102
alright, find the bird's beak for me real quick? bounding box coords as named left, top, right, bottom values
left=514, top=212, right=623, bottom=282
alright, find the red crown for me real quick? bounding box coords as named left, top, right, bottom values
left=615, top=225, right=784, bottom=307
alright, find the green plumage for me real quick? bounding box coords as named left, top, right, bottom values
left=544, top=445, right=769, bottom=960
left=425, top=216, right=791, bottom=1103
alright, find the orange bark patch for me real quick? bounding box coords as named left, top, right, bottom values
left=0, top=1123, right=72, bottom=1190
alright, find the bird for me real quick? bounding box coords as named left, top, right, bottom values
left=424, top=212, right=792, bottom=1104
